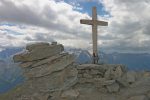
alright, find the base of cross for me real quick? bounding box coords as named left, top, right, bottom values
left=93, top=53, right=99, bottom=64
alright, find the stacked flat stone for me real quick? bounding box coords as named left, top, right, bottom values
left=12, top=42, right=78, bottom=100
left=13, top=42, right=75, bottom=78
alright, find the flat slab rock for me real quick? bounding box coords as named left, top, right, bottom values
left=13, top=43, right=64, bottom=62
left=19, top=53, right=68, bottom=68
left=127, top=95, right=148, bottom=100
left=77, top=64, right=125, bottom=70
left=25, top=66, right=78, bottom=92
left=26, top=42, right=50, bottom=51
left=106, top=82, right=120, bottom=93
left=24, top=54, right=75, bottom=78
left=61, top=89, right=79, bottom=99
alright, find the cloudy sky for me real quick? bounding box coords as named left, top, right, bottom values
left=0, top=0, right=150, bottom=53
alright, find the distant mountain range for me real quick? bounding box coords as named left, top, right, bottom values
left=0, top=47, right=23, bottom=59
left=0, top=59, right=24, bottom=94
left=0, top=47, right=150, bottom=93
left=68, top=48, right=150, bottom=71
left=0, top=48, right=24, bottom=93
left=100, top=52, right=150, bottom=71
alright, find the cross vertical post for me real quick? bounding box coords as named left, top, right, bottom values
left=92, top=7, right=98, bottom=64
left=80, top=6, right=108, bottom=64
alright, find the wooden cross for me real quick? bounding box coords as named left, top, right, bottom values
left=80, top=6, right=108, bottom=64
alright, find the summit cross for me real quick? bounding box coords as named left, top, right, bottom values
left=80, top=7, right=108, bottom=64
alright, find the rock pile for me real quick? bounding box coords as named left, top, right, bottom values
left=76, top=64, right=125, bottom=93
left=11, top=42, right=78, bottom=100
left=1, top=42, right=150, bottom=100
left=75, top=64, right=150, bottom=100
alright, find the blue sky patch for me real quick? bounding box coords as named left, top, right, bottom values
left=0, top=22, right=16, bottom=27
left=3, top=29, right=23, bottom=35
left=64, top=0, right=110, bottom=17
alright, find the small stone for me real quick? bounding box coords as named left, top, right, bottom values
left=90, top=69, right=101, bottom=75
left=103, top=80, right=116, bottom=86
left=78, top=78, right=93, bottom=83
left=106, top=82, right=120, bottom=93
left=94, top=82, right=103, bottom=88
left=94, top=79, right=116, bottom=87
left=147, top=91, right=150, bottom=99
left=83, top=73, right=92, bottom=78
left=51, top=42, right=57, bottom=45
left=85, top=69, right=90, bottom=73
left=92, top=74, right=102, bottom=78
left=19, top=61, right=35, bottom=68
left=101, top=95, right=117, bottom=100
left=104, top=68, right=111, bottom=80
left=128, top=95, right=148, bottom=100
left=77, top=70, right=81, bottom=74
left=114, top=66, right=123, bottom=79
left=98, top=87, right=108, bottom=93
left=143, top=71, right=150, bottom=77
left=116, top=75, right=129, bottom=87
left=126, top=71, right=137, bottom=84
left=77, top=74, right=83, bottom=78
left=32, top=92, right=51, bottom=100
left=94, top=77, right=105, bottom=82
left=26, top=42, right=49, bottom=51
left=61, top=89, right=79, bottom=99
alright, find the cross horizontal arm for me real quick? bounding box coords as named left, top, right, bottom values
left=80, top=19, right=93, bottom=25
left=80, top=19, right=108, bottom=26
left=96, top=20, right=108, bottom=26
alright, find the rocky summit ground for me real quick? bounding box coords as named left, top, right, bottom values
left=0, top=42, right=150, bottom=100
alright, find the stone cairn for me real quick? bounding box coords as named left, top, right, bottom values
left=12, top=42, right=78, bottom=100
left=2, top=42, right=150, bottom=100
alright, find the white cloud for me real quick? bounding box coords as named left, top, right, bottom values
left=0, top=0, right=94, bottom=49
left=100, top=0, right=150, bottom=53
left=0, top=0, right=150, bottom=53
